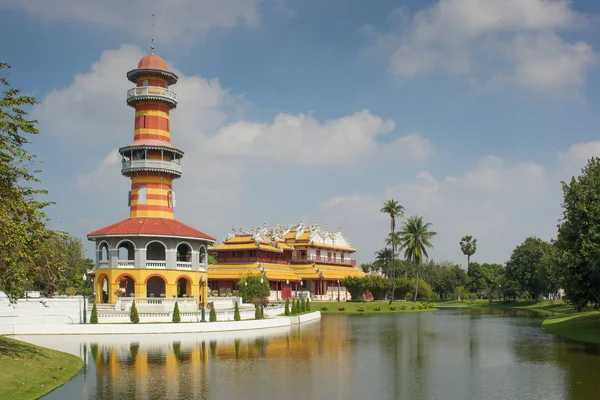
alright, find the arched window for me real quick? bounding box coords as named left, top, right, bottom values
left=168, top=190, right=174, bottom=208
left=99, top=243, right=109, bottom=262
left=199, top=246, right=207, bottom=265
left=177, top=243, right=192, bottom=262
left=147, top=242, right=166, bottom=261
left=117, top=241, right=135, bottom=261
left=138, top=185, right=147, bottom=205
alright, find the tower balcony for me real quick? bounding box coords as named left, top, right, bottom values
left=127, top=86, right=178, bottom=108
left=121, top=159, right=182, bottom=178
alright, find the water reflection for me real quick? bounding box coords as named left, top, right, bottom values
left=20, top=310, right=600, bottom=400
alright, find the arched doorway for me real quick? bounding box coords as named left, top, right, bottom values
left=117, top=240, right=135, bottom=261
left=177, top=277, right=191, bottom=297
left=147, top=276, right=166, bottom=298
left=117, top=275, right=135, bottom=297
left=147, top=242, right=166, bottom=261
left=98, top=276, right=109, bottom=303
left=177, top=243, right=192, bottom=263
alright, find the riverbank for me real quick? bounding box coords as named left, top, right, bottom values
left=435, top=299, right=600, bottom=344
left=0, top=336, right=82, bottom=400
left=317, top=301, right=437, bottom=315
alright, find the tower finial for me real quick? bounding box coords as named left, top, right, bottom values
left=151, top=13, right=155, bottom=54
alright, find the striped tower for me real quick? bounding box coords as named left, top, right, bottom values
left=120, top=54, right=182, bottom=219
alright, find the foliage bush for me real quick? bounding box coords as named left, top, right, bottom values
left=238, top=275, right=270, bottom=303
left=306, top=298, right=311, bottom=311
left=254, top=304, right=261, bottom=320
left=321, top=305, right=329, bottom=311
left=65, top=287, right=77, bottom=296
left=284, top=299, right=290, bottom=316
left=341, top=276, right=367, bottom=301
left=130, top=300, right=139, bottom=324
left=337, top=305, right=346, bottom=311
left=357, top=306, right=365, bottom=312
left=374, top=306, right=381, bottom=311
left=301, top=298, right=306, bottom=312
left=365, top=275, right=391, bottom=300
left=234, top=301, right=241, bottom=321
left=296, top=299, right=301, bottom=314
left=90, top=302, right=98, bottom=324
left=400, top=304, right=406, bottom=310
left=209, top=302, right=217, bottom=322
left=172, top=301, right=181, bottom=323
left=389, top=305, right=397, bottom=311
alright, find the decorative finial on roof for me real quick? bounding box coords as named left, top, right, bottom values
left=151, top=13, right=155, bottom=54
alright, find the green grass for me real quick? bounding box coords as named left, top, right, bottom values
left=316, top=301, right=437, bottom=315
left=0, top=336, right=82, bottom=400
left=542, top=312, right=600, bottom=344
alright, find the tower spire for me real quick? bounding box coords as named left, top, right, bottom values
left=151, top=13, right=155, bottom=54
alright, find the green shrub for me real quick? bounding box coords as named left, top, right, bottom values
left=234, top=301, right=241, bottom=321
left=291, top=299, right=297, bottom=315
left=172, top=302, right=181, bottom=323
left=337, top=305, right=346, bottom=311
left=357, top=306, right=365, bottom=312
left=366, top=275, right=391, bottom=300
left=400, top=304, right=406, bottom=310
left=321, top=305, right=329, bottom=311
left=90, top=302, right=98, bottom=324
left=296, top=299, right=301, bottom=314
left=130, top=300, right=139, bottom=324
left=254, top=304, right=261, bottom=320
left=374, top=306, right=381, bottom=311
left=389, top=305, right=397, bottom=311
left=301, top=298, right=306, bottom=312
left=209, top=303, right=217, bottom=322
left=65, top=287, right=77, bottom=296
left=284, top=299, right=291, bottom=316
left=341, top=276, right=367, bottom=301
left=306, top=298, right=311, bottom=311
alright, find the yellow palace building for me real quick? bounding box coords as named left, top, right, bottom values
left=208, top=223, right=366, bottom=301
left=87, top=50, right=215, bottom=307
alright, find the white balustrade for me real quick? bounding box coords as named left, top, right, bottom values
left=127, top=86, right=177, bottom=102
left=176, top=261, right=192, bottom=270
left=146, top=261, right=166, bottom=269
left=121, top=159, right=182, bottom=175
left=117, top=260, right=135, bottom=268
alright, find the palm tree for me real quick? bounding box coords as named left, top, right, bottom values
left=399, top=215, right=436, bottom=301
left=374, top=247, right=393, bottom=277
left=380, top=199, right=405, bottom=304
left=460, top=235, right=477, bottom=271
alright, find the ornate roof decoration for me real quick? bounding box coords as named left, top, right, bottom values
left=223, top=221, right=352, bottom=248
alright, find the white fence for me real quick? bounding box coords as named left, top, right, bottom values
left=116, top=297, right=198, bottom=312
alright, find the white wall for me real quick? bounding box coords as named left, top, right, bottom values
left=0, top=297, right=85, bottom=335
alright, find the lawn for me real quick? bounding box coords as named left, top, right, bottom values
left=316, top=300, right=437, bottom=315
left=542, top=311, right=600, bottom=344
left=0, top=336, right=82, bottom=400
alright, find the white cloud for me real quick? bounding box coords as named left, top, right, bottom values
left=3, top=0, right=261, bottom=43
left=372, top=0, right=596, bottom=95
left=205, top=110, right=414, bottom=164
left=557, top=141, right=600, bottom=180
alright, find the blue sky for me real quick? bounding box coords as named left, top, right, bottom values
left=2, top=0, right=600, bottom=266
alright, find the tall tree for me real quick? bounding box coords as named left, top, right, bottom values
left=0, top=63, right=53, bottom=302
left=505, top=237, right=552, bottom=301
left=399, top=215, right=437, bottom=301
left=380, top=199, right=404, bottom=304
left=556, top=157, right=600, bottom=309
left=460, top=235, right=477, bottom=271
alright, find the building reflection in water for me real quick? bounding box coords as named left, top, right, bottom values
left=85, top=320, right=348, bottom=399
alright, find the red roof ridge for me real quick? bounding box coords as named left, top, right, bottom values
left=87, top=217, right=215, bottom=241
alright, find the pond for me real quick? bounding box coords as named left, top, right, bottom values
left=16, top=308, right=600, bottom=400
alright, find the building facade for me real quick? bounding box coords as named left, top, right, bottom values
left=87, top=52, right=215, bottom=306
left=208, top=223, right=365, bottom=301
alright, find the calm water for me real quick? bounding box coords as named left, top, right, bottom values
left=16, top=308, right=600, bottom=400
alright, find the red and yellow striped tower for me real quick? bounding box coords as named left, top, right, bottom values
left=121, top=54, right=181, bottom=218
left=87, top=51, right=215, bottom=307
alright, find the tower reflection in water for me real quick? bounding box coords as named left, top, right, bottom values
left=86, top=319, right=351, bottom=399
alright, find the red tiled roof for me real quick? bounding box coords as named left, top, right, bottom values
left=87, top=218, right=215, bottom=241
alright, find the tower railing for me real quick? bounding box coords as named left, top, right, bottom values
left=127, top=86, right=177, bottom=105
left=121, top=159, right=182, bottom=176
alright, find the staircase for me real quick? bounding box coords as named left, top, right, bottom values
left=88, top=303, right=115, bottom=312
